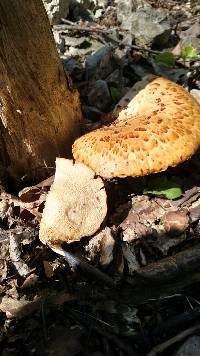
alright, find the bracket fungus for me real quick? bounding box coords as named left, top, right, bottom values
left=73, top=77, right=200, bottom=179
left=39, top=158, right=107, bottom=244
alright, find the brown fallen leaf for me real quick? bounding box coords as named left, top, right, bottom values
left=85, top=227, right=115, bottom=266
left=0, top=295, right=41, bottom=319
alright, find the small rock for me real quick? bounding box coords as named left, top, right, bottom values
left=175, top=336, right=200, bottom=356
left=87, top=80, right=112, bottom=111
left=70, top=0, right=95, bottom=21
left=64, top=36, right=89, bottom=48
left=98, top=0, right=109, bottom=7
left=53, top=31, right=65, bottom=53
left=85, top=46, right=115, bottom=80
left=66, top=46, right=92, bottom=57
left=117, top=0, right=172, bottom=47
left=180, top=37, right=200, bottom=51
left=190, top=89, right=200, bottom=104
left=180, top=23, right=200, bottom=39
left=82, top=105, right=103, bottom=120
left=163, top=210, right=189, bottom=236
left=132, top=6, right=172, bottom=47
left=116, top=0, right=143, bottom=28
left=94, top=8, right=104, bottom=19
left=62, top=58, right=83, bottom=80
left=43, top=0, right=70, bottom=25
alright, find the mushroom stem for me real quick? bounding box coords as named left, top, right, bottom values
left=49, top=243, right=115, bottom=288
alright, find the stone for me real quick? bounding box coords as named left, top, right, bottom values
left=175, top=336, right=200, bottom=356
left=87, top=80, right=112, bottom=111
left=82, top=105, right=103, bottom=120
left=117, top=0, right=172, bottom=47
left=117, top=0, right=143, bottom=30
left=85, top=46, right=114, bottom=80
left=62, top=58, right=83, bottom=80
left=53, top=31, right=65, bottom=53
left=180, top=23, right=200, bottom=39
left=180, top=37, right=200, bottom=51
left=42, top=0, right=70, bottom=25
left=132, top=7, right=172, bottom=46
left=98, top=0, right=109, bottom=6
left=70, top=0, right=96, bottom=20
left=94, top=8, right=104, bottom=19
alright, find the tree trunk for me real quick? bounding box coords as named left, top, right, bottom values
left=0, top=0, right=82, bottom=185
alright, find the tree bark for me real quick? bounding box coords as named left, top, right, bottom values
left=0, top=0, right=82, bottom=185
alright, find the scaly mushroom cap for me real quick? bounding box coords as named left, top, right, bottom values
left=73, top=77, right=200, bottom=178
left=39, top=158, right=107, bottom=244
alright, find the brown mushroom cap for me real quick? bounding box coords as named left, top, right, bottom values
left=73, top=77, right=200, bottom=178
left=39, top=158, right=107, bottom=244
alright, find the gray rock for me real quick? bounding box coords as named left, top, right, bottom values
left=132, top=7, right=172, bottom=46
left=62, top=58, right=83, bottom=80
left=117, top=0, right=145, bottom=27
left=151, top=59, right=186, bottom=83
left=64, top=36, right=89, bottom=48
left=180, top=22, right=200, bottom=39
left=66, top=46, right=93, bottom=57
left=85, top=46, right=114, bottom=80
left=70, top=0, right=95, bottom=20
left=82, top=105, right=103, bottom=120
left=53, top=31, right=65, bottom=53
left=88, top=80, right=112, bottom=111
left=175, top=336, right=200, bottom=356
left=117, top=0, right=172, bottom=47
left=94, top=8, right=104, bottom=19
left=190, top=89, right=200, bottom=104
left=180, top=37, right=200, bottom=51
left=43, top=0, right=70, bottom=25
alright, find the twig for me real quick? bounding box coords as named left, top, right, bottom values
left=54, top=22, right=125, bottom=34
left=151, top=306, right=200, bottom=340
left=147, top=323, right=200, bottom=356
left=171, top=186, right=200, bottom=208
left=69, top=309, right=138, bottom=356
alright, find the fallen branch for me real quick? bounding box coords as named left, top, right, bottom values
left=147, top=323, right=200, bottom=356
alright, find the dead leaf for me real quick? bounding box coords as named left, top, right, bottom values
left=0, top=296, right=41, bottom=319
left=86, top=227, right=115, bottom=266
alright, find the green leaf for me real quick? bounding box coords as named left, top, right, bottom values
left=155, top=52, right=176, bottom=67
left=109, top=86, right=121, bottom=103
left=143, top=176, right=182, bottom=200
left=181, top=45, right=199, bottom=61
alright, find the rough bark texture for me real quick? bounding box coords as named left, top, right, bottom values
left=0, top=0, right=82, bottom=184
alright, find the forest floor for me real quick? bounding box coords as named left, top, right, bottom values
left=1, top=1, right=200, bottom=355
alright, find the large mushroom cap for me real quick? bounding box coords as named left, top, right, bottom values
left=73, top=77, right=200, bottom=178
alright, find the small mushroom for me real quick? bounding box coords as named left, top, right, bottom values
left=73, top=77, right=200, bottom=178
left=39, top=158, right=107, bottom=244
